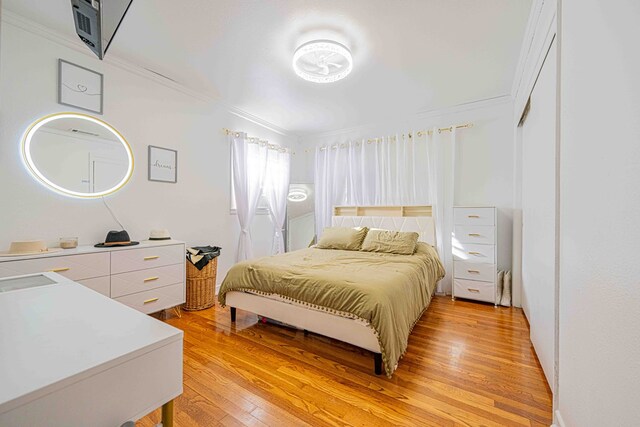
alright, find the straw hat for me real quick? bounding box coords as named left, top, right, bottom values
left=0, top=240, right=62, bottom=257
left=149, top=229, right=171, bottom=241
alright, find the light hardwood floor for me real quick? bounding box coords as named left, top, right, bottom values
left=139, top=297, right=552, bottom=427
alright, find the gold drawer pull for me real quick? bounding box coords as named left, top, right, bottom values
left=49, top=267, right=70, bottom=273
left=467, top=288, right=480, bottom=293
left=467, top=270, right=480, bottom=274
left=468, top=251, right=482, bottom=255
left=144, top=297, right=159, bottom=304
left=468, top=215, right=480, bottom=218
left=144, top=256, right=160, bottom=260
left=144, top=276, right=159, bottom=282
left=468, top=233, right=481, bottom=237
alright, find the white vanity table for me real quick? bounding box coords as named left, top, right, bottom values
left=0, top=272, right=183, bottom=426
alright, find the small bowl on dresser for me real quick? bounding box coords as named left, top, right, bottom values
left=59, top=237, right=78, bottom=249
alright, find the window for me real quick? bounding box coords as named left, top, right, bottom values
left=229, top=142, right=270, bottom=215
left=230, top=180, right=270, bottom=214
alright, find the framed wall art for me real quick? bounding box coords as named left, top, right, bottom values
left=148, top=145, right=178, bottom=183
left=58, top=59, right=104, bottom=114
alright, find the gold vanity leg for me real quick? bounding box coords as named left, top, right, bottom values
left=173, top=306, right=182, bottom=318
left=161, top=399, right=174, bottom=427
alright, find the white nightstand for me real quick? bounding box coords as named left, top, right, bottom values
left=452, top=206, right=498, bottom=306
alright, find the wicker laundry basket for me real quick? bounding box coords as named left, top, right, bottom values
left=184, top=257, right=217, bottom=311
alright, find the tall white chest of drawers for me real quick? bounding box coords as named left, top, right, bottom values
left=452, top=207, right=498, bottom=305
left=0, top=240, right=186, bottom=314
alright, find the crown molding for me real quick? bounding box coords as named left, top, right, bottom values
left=510, top=0, right=557, bottom=110
left=222, top=103, right=292, bottom=137
left=413, top=94, right=512, bottom=118
left=510, top=0, right=544, bottom=98
left=302, top=94, right=513, bottom=140
left=1, top=10, right=215, bottom=102
left=1, top=9, right=293, bottom=137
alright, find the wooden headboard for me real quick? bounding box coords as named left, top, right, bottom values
left=332, top=205, right=435, bottom=246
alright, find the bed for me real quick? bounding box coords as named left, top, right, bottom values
left=218, top=206, right=444, bottom=377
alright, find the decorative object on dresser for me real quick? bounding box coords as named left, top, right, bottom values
left=452, top=206, right=499, bottom=306
left=94, top=229, right=140, bottom=247
left=148, top=145, right=178, bottom=183
left=0, top=240, right=186, bottom=315
left=0, top=240, right=62, bottom=256
left=59, top=237, right=78, bottom=249
left=149, top=229, right=172, bottom=241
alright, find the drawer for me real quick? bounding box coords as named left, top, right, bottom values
left=453, top=225, right=495, bottom=245
left=454, top=207, right=495, bottom=226
left=76, top=276, right=111, bottom=297
left=111, top=264, right=184, bottom=298
left=111, top=244, right=184, bottom=274
left=454, top=261, right=495, bottom=282
left=454, top=279, right=495, bottom=303
left=114, top=283, right=185, bottom=314
left=0, top=253, right=110, bottom=281
left=452, top=242, right=495, bottom=264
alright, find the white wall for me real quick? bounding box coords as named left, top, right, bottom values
left=297, top=99, right=515, bottom=293
left=0, top=19, right=296, bottom=285
left=557, top=0, right=640, bottom=425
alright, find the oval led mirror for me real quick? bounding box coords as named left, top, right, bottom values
left=22, top=113, right=133, bottom=198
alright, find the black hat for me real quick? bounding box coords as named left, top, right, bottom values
left=95, top=230, right=140, bottom=248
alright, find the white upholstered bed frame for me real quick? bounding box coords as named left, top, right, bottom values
left=225, top=205, right=435, bottom=374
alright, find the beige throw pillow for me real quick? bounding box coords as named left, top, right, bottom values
left=316, top=227, right=369, bottom=251
left=360, top=229, right=419, bottom=255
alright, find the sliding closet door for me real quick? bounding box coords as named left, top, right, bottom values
left=521, top=40, right=557, bottom=390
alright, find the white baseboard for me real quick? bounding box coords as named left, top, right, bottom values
left=552, top=409, right=566, bottom=427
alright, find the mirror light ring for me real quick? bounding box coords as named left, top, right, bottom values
left=288, top=189, right=308, bottom=202
left=22, top=112, right=134, bottom=198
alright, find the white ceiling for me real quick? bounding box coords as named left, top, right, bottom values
left=3, top=0, right=532, bottom=135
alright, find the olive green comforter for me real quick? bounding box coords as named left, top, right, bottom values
left=218, top=243, right=445, bottom=377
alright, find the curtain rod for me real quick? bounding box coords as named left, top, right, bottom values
left=416, top=122, right=473, bottom=137
left=222, top=128, right=289, bottom=153
left=307, top=122, right=473, bottom=153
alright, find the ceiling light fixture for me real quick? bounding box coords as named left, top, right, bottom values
left=292, top=40, right=353, bottom=83
left=288, top=189, right=308, bottom=202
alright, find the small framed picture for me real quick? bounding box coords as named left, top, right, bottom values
left=58, top=59, right=104, bottom=114
left=148, top=145, right=178, bottom=183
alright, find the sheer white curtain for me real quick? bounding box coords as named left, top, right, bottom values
left=231, top=133, right=268, bottom=261
left=314, top=129, right=458, bottom=293
left=315, top=133, right=430, bottom=237
left=426, top=127, right=457, bottom=294
left=264, top=149, right=291, bottom=255
left=314, top=144, right=348, bottom=239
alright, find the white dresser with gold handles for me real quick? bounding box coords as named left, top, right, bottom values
left=452, top=207, right=499, bottom=305
left=0, top=240, right=186, bottom=314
